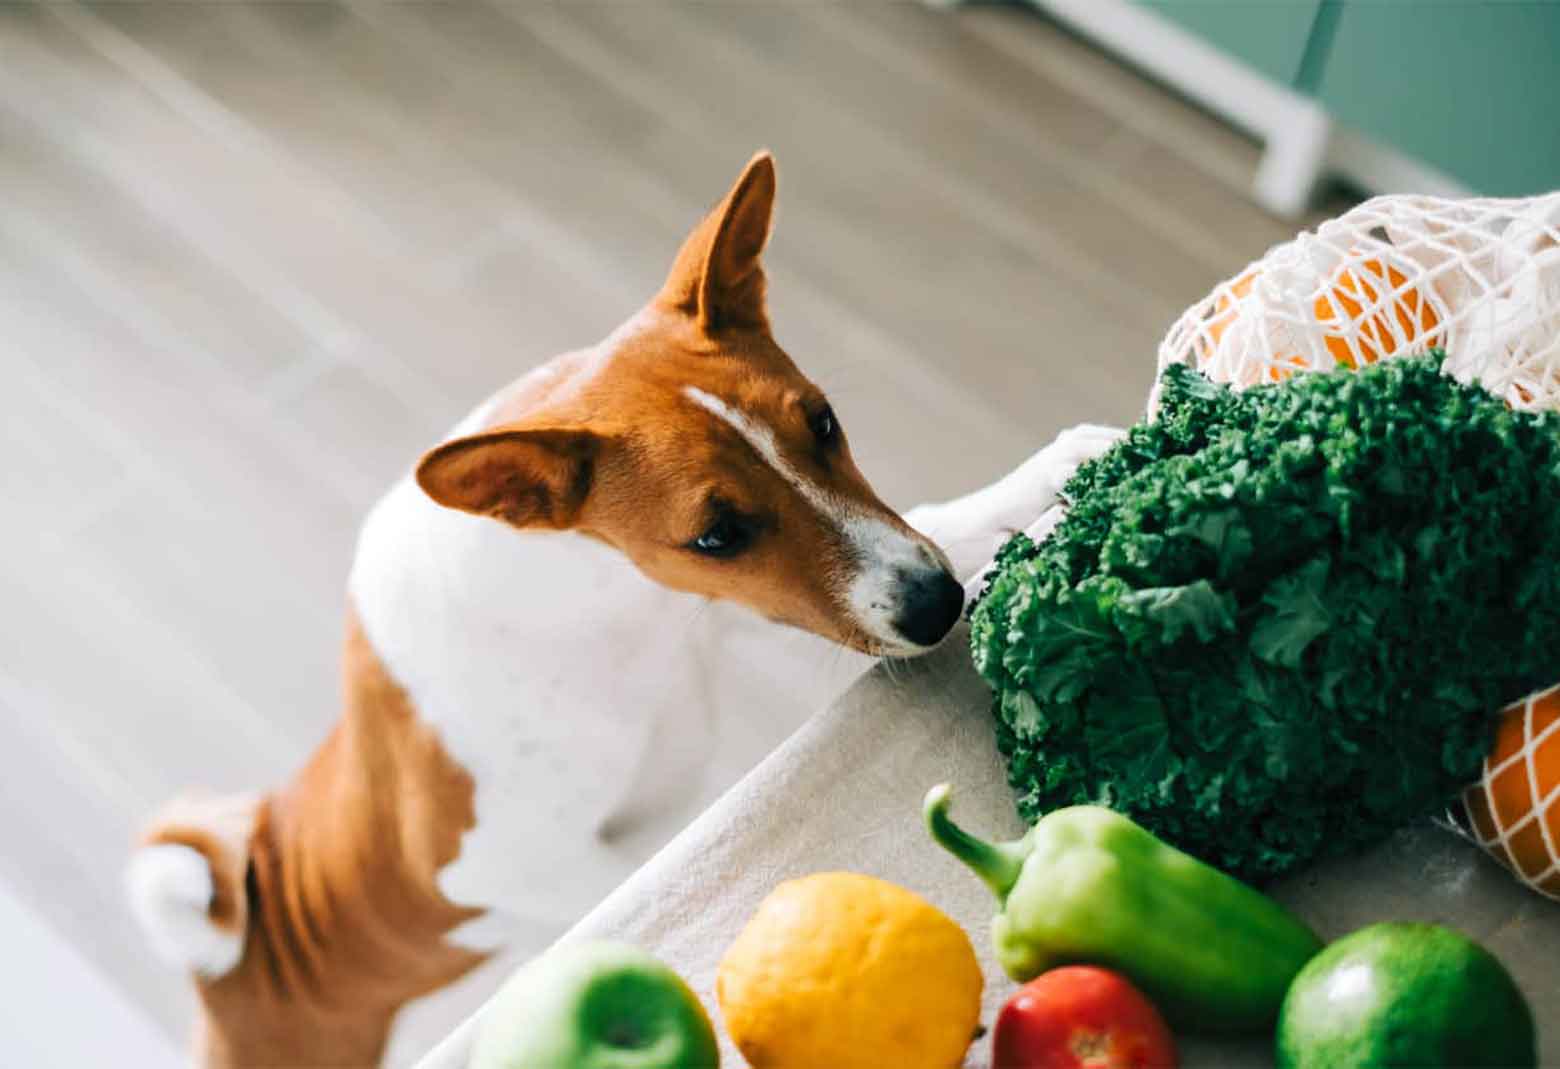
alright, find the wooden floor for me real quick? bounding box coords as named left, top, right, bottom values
left=0, top=2, right=1331, bottom=1062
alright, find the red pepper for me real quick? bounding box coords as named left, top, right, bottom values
left=993, top=966, right=1177, bottom=1069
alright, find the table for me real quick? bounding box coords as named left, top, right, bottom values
left=419, top=627, right=1560, bottom=1068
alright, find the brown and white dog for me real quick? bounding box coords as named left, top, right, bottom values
left=126, top=153, right=1119, bottom=1067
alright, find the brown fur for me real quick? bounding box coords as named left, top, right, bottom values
left=147, top=612, right=485, bottom=1067
left=419, top=153, right=924, bottom=650
left=141, top=153, right=930, bottom=1066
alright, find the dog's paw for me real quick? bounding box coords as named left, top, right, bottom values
left=908, top=423, right=1125, bottom=583
left=1007, top=423, right=1125, bottom=504
left=1045, top=423, right=1127, bottom=474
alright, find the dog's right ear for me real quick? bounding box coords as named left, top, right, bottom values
left=657, top=151, right=776, bottom=334
left=416, top=427, right=602, bottom=529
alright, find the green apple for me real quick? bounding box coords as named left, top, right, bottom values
left=470, top=940, right=720, bottom=1069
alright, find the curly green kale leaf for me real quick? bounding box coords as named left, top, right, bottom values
left=970, top=355, right=1560, bottom=881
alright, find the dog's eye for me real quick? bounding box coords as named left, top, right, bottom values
left=809, top=404, right=838, bottom=446
left=690, top=515, right=752, bottom=558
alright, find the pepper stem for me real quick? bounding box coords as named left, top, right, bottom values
left=923, top=783, right=1029, bottom=902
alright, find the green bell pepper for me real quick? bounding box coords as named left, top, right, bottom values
left=924, top=784, right=1323, bottom=1032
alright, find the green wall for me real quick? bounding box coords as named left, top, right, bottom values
left=1131, top=1, right=1560, bottom=195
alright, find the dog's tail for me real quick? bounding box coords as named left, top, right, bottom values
left=126, top=792, right=260, bottom=980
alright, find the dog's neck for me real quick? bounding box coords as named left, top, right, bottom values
left=348, top=473, right=687, bottom=928
left=347, top=391, right=868, bottom=944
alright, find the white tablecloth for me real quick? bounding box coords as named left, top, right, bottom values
left=419, top=627, right=1560, bottom=1068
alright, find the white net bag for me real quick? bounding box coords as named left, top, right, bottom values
left=1153, top=190, right=1560, bottom=900
left=1154, top=192, right=1560, bottom=413
left=1453, top=685, right=1560, bottom=901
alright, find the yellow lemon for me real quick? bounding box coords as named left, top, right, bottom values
left=717, top=872, right=982, bottom=1069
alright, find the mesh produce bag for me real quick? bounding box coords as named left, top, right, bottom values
left=1155, top=192, right=1560, bottom=412
left=1454, top=686, right=1560, bottom=901
left=1153, top=191, right=1560, bottom=899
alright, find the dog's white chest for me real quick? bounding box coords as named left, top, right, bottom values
left=350, top=477, right=864, bottom=946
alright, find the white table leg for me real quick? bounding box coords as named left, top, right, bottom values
left=1253, top=99, right=1332, bottom=219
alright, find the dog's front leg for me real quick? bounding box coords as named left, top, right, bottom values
left=906, top=423, right=1124, bottom=586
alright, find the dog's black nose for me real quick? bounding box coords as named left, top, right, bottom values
left=892, top=568, right=965, bottom=648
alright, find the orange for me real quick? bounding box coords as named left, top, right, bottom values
left=1197, top=257, right=1441, bottom=383
left=1314, top=256, right=1441, bottom=370
left=1459, top=686, right=1560, bottom=899
left=1203, top=270, right=1255, bottom=353
left=1201, top=271, right=1308, bottom=383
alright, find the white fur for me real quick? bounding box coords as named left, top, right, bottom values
left=906, top=423, right=1125, bottom=585
left=125, top=844, right=244, bottom=978
left=352, top=317, right=1117, bottom=952
left=352, top=371, right=866, bottom=950
left=681, top=386, right=844, bottom=522
left=682, top=385, right=948, bottom=652
left=842, top=512, right=951, bottom=650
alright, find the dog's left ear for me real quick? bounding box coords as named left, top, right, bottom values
left=415, top=426, right=602, bottom=529
left=657, top=151, right=775, bottom=334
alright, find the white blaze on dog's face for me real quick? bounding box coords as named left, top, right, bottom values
left=415, top=153, right=963, bottom=656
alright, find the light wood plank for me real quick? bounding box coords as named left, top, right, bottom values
left=0, top=5, right=1355, bottom=1062
left=503, top=2, right=1161, bottom=427
left=0, top=242, right=354, bottom=752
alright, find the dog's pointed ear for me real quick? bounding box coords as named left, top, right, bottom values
left=415, top=426, right=602, bottom=529
left=657, top=151, right=775, bottom=333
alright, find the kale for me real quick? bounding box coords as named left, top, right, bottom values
left=969, top=355, right=1560, bottom=882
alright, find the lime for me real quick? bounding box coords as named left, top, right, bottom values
left=1276, top=922, right=1534, bottom=1068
